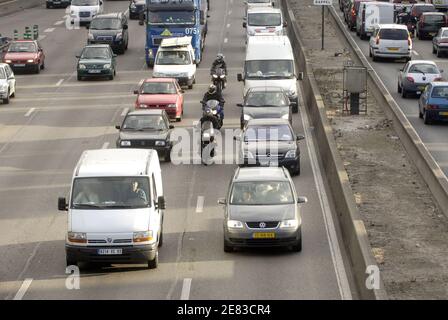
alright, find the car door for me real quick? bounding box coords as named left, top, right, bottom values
left=37, top=42, right=44, bottom=65
left=433, top=28, right=441, bottom=47
left=7, top=65, right=15, bottom=93
left=175, top=81, right=183, bottom=111
left=399, top=61, right=410, bottom=86
left=122, top=16, right=129, bottom=45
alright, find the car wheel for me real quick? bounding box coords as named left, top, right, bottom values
left=419, top=108, right=423, bottom=119
left=437, top=48, right=442, bottom=58
left=224, top=239, right=233, bottom=253
left=158, top=228, right=163, bottom=247
left=188, top=84, right=193, bottom=89
left=291, top=238, right=302, bottom=252
left=77, top=74, right=82, bottom=81
left=165, top=149, right=171, bottom=162
left=423, top=109, right=432, bottom=125
left=433, top=45, right=436, bottom=54
left=401, top=87, right=407, bottom=98
left=372, top=52, right=377, bottom=62
left=3, top=90, right=10, bottom=104
left=397, top=82, right=402, bottom=93
left=369, top=48, right=372, bottom=57
left=41, top=62, right=45, bottom=70
left=292, top=159, right=301, bottom=176
left=109, top=73, right=114, bottom=81
left=35, top=64, right=40, bottom=74
left=147, top=250, right=158, bottom=269
left=11, top=86, right=15, bottom=98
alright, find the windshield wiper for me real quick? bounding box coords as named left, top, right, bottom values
left=72, top=203, right=104, bottom=209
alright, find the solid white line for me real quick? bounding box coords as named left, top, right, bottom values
left=196, top=196, right=204, bottom=213
left=24, top=108, right=35, bottom=117
left=38, top=35, right=47, bottom=41
left=13, top=278, right=33, bottom=300
left=44, top=28, right=55, bottom=33
left=412, top=50, right=419, bottom=56
left=102, top=142, right=109, bottom=149
left=180, top=278, right=192, bottom=300
left=54, top=21, right=65, bottom=26
left=55, top=79, right=64, bottom=87
left=121, top=107, right=129, bottom=116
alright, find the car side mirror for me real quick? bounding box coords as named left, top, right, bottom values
left=76, top=55, right=80, bottom=58
left=169, top=125, right=174, bottom=129
left=58, top=197, right=68, bottom=211
left=243, top=22, right=247, bottom=28
left=123, top=25, right=128, bottom=30
left=236, top=103, right=243, bottom=107
left=297, top=72, right=304, bottom=80
left=297, top=196, right=308, bottom=204
left=283, top=21, right=288, bottom=28
left=237, top=73, right=243, bottom=82
left=115, top=125, right=121, bottom=130
left=217, top=198, right=226, bottom=205
left=133, top=89, right=139, bottom=94
left=297, top=134, right=305, bottom=141
left=156, top=196, right=166, bottom=210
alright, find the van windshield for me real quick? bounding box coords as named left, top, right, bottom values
left=248, top=13, right=281, bottom=26
left=245, top=60, right=294, bottom=79
left=230, top=181, right=294, bottom=205
left=71, top=177, right=151, bottom=209
left=156, top=50, right=191, bottom=65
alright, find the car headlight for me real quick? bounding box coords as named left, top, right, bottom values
left=285, top=150, right=297, bottom=158
left=27, top=59, right=34, bottom=63
left=243, top=114, right=252, bottom=121
left=88, top=33, right=94, bottom=40
left=138, top=103, right=147, bottom=108
left=281, top=114, right=290, bottom=120
left=120, top=140, right=131, bottom=147
left=279, top=219, right=299, bottom=229
left=243, top=151, right=254, bottom=159
left=130, top=3, right=136, bottom=9
left=155, top=141, right=166, bottom=146
left=116, top=32, right=123, bottom=40
left=78, top=64, right=86, bottom=69
left=227, top=220, right=244, bottom=229
left=167, top=104, right=177, bottom=108
left=67, top=232, right=87, bottom=244
left=103, top=64, right=111, bottom=69
left=133, top=231, right=153, bottom=243
left=248, top=30, right=256, bottom=36
left=289, top=89, right=297, bottom=97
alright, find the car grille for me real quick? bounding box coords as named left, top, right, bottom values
left=88, top=239, right=133, bottom=244
left=246, top=221, right=279, bottom=229
left=79, top=11, right=91, bottom=17
left=256, top=153, right=285, bottom=161
left=86, top=64, right=104, bottom=69
left=229, top=237, right=297, bottom=246
left=146, top=104, right=168, bottom=109
left=96, top=36, right=114, bottom=41
left=11, top=60, right=27, bottom=64
left=130, top=140, right=156, bottom=148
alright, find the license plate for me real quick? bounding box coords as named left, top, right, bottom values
left=14, top=64, right=25, bottom=67
left=388, top=48, right=399, bottom=51
left=97, top=248, right=122, bottom=255
left=253, top=232, right=275, bottom=239
left=440, top=112, right=448, bottom=116
left=88, top=69, right=101, bottom=73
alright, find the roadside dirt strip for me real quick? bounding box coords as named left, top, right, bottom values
left=288, top=0, right=448, bottom=299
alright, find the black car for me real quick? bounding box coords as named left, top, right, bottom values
left=46, top=0, right=70, bottom=8
left=116, top=109, right=174, bottom=162
left=87, top=12, right=129, bottom=54
left=416, top=12, right=448, bottom=40
left=237, top=87, right=292, bottom=129
left=129, top=0, right=146, bottom=20
left=236, top=118, right=304, bottom=176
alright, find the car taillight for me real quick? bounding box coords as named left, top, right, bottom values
left=406, top=76, right=415, bottom=83
left=426, top=104, right=439, bottom=110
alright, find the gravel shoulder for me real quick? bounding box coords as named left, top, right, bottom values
left=288, top=0, right=448, bottom=299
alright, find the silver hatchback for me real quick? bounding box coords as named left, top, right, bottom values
left=219, top=167, right=307, bottom=252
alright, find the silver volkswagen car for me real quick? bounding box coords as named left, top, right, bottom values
left=219, top=167, right=307, bottom=253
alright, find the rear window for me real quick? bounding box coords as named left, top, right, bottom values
left=379, top=28, right=408, bottom=40
left=424, top=15, right=445, bottom=23
left=431, top=86, right=448, bottom=98
left=409, top=64, right=439, bottom=74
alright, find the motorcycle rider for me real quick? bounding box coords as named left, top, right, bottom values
left=202, top=84, right=225, bottom=121
left=210, top=53, right=227, bottom=88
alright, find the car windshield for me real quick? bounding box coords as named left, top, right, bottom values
left=244, top=124, right=293, bottom=141
left=230, top=181, right=294, bottom=205
left=141, top=82, right=177, bottom=94
left=431, top=86, right=448, bottom=98
left=71, top=177, right=150, bottom=209
left=0, top=68, right=6, bottom=79
left=248, top=13, right=281, bottom=26
left=156, top=50, right=191, bottom=65
left=245, top=91, right=288, bottom=107
left=81, top=47, right=111, bottom=59
left=148, top=11, right=195, bottom=25
left=71, top=0, right=98, bottom=5
left=248, top=0, right=271, bottom=3
left=442, top=30, right=448, bottom=37
left=122, top=115, right=168, bottom=131
left=90, top=18, right=122, bottom=30
left=379, top=29, right=408, bottom=40
left=245, top=60, right=294, bottom=79
left=8, top=42, right=36, bottom=53
left=409, top=64, right=439, bottom=74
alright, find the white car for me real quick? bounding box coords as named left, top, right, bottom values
left=369, top=24, right=412, bottom=62
left=398, top=60, right=443, bottom=98
left=244, top=7, right=286, bottom=42
left=153, top=37, right=197, bottom=89
left=70, top=0, right=104, bottom=25
left=0, top=63, right=16, bottom=104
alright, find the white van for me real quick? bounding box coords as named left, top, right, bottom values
left=244, top=7, right=286, bottom=42
left=356, top=2, right=395, bottom=40
left=245, top=0, right=274, bottom=16
left=237, top=36, right=300, bottom=113
left=58, top=149, right=165, bottom=269
left=153, top=37, right=197, bottom=89
left=70, top=0, right=104, bottom=24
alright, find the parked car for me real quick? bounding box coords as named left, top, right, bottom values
left=236, top=118, right=304, bottom=176
left=76, top=44, right=117, bottom=81
left=134, top=78, right=184, bottom=122
left=129, top=0, right=146, bottom=20
left=237, top=86, right=292, bottom=129
left=2, top=40, right=45, bottom=74
left=416, top=12, right=448, bottom=40
left=116, top=109, right=174, bottom=162
left=418, top=81, right=448, bottom=124
left=398, top=60, right=443, bottom=98
left=219, top=166, right=308, bottom=253
left=432, top=27, right=448, bottom=57
left=369, top=24, right=412, bottom=62
left=46, top=0, right=70, bottom=8
left=87, top=13, right=129, bottom=54
left=0, top=63, right=16, bottom=104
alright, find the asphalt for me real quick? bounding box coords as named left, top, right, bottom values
left=0, top=0, right=354, bottom=299
left=333, top=6, right=448, bottom=177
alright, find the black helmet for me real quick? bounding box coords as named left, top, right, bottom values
left=208, top=84, right=217, bottom=94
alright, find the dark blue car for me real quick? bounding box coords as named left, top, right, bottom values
left=418, top=82, right=448, bottom=124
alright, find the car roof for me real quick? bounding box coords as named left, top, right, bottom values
left=247, top=7, right=281, bottom=13
left=10, top=40, right=37, bottom=43
left=407, top=60, right=437, bottom=66
left=247, top=118, right=291, bottom=126
left=234, top=167, right=290, bottom=182
left=376, top=24, right=408, bottom=30
left=93, top=12, right=122, bottom=19
left=126, top=109, right=167, bottom=116
left=429, top=81, right=448, bottom=87
left=144, top=78, right=177, bottom=83
left=412, top=3, right=435, bottom=6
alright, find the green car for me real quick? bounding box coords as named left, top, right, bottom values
left=76, top=44, right=117, bottom=81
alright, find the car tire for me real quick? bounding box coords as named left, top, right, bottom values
left=165, top=149, right=171, bottom=162
left=11, top=86, right=15, bottom=98
left=423, top=109, right=432, bottom=125
left=401, top=87, right=407, bottom=98
left=397, top=82, right=402, bottom=93
left=77, top=74, right=82, bottom=81
left=223, top=240, right=233, bottom=253
left=419, top=108, right=423, bottom=119
left=3, top=91, right=10, bottom=104
left=35, top=64, right=40, bottom=74
left=291, top=238, right=302, bottom=252
left=41, top=62, right=45, bottom=70
left=433, top=45, right=436, bottom=54
left=147, top=250, right=158, bottom=269
left=437, top=48, right=442, bottom=58
left=158, top=227, right=163, bottom=247
left=369, top=48, right=372, bottom=57
left=372, top=52, right=377, bottom=62
left=188, top=84, right=193, bottom=89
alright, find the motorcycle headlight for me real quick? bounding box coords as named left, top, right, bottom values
left=155, top=141, right=166, bottom=146
left=67, top=232, right=87, bottom=244
left=133, top=231, right=153, bottom=243
left=167, top=104, right=177, bottom=108
left=212, top=74, right=218, bottom=79
left=285, top=150, right=297, bottom=158
left=243, top=114, right=252, bottom=121
left=120, top=140, right=131, bottom=147
left=227, top=220, right=244, bottom=229
left=103, top=64, right=111, bottom=69
left=212, top=110, right=218, bottom=115
left=279, top=219, right=299, bottom=229
left=78, top=64, right=86, bottom=69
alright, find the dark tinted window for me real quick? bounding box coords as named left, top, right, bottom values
left=414, top=5, right=436, bottom=15
left=379, top=28, right=408, bottom=40
left=424, top=15, right=445, bottom=23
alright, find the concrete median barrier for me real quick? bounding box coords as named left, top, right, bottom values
left=282, top=0, right=387, bottom=300
left=0, top=0, right=44, bottom=18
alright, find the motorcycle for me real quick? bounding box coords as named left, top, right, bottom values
left=200, top=119, right=216, bottom=164
left=200, top=99, right=224, bottom=130
left=211, top=68, right=226, bottom=94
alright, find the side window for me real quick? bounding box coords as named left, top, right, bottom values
left=403, top=62, right=409, bottom=73
left=151, top=174, right=158, bottom=201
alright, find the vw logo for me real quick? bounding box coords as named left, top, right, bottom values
left=259, top=222, right=266, bottom=228
left=107, top=238, right=113, bottom=243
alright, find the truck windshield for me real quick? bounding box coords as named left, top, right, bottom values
left=148, top=11, right=195, bottom=25
left=245, top=60, right=294, bottom=79
left=156, top=50, right=191, bottom=65
left=71, top=177, right=151, bottom=209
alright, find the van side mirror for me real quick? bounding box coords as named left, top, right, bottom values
left=217, top=198, right=226, bottom=205
left=297, top=72, right=304, bottom=80
left=297, top=196, right=308, bottom=204
left=115, top=125, right=121, bottom=130
left=58, top=197, right=68, bottom=211
left=243, top=22, right=247, bottom=28
left=236, top=103, right=243, bottom=107
left=297, top=134, right=305, bottom=141
left=156, top=196, right=166, bottom=210
left=237, top=73, right=243, bottom=82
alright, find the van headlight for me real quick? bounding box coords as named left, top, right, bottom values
left=103, top=64, right=111, bottom=69
left=78, top=64, right=86, bottom=69
left=68, top=232, right=87, bottom=243
left=285, top=150, right=297, bottom=158
left=120, top=140, right=131, bottom=147
left=133, top=231, right=153, bottom=243
left=227, top=220, right=244, bottom=229
left=155, top=141, right=166, bottom=146
left=279, top=219, right=299, bottom=229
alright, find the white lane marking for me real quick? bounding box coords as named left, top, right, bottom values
left=44, top=28, right=55, bottom=33
left=226, top=24, right=231, bottom=28
left=55, top=79, right=64, bottom=87
left=180, top=278, right=192, bottom=300
left=196, top=196, right=204, bottom=213
left=54, top=20, right=65, bottom=26
left=38, top=35, right=47, bottom=41
left=124, top=8, right=130, bottom=16
left=297, top=84, right=352, bottom=300
left=228, top=10, right=232, bottom=15
left=102, top=142, right=109, bottom=149
left=24, top=108, right=35, bottom=117
left=13, top=278, right=33, bottom=300
left=224, top=38, right=228, bottom=43
left=121, top=107, right=129, bottom=116
left=412, top=50, right=419, bottom=56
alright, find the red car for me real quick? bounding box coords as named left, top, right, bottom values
left=2, top=40, right=45, bottom=74
left=134, top=78, right=184, bottom=122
